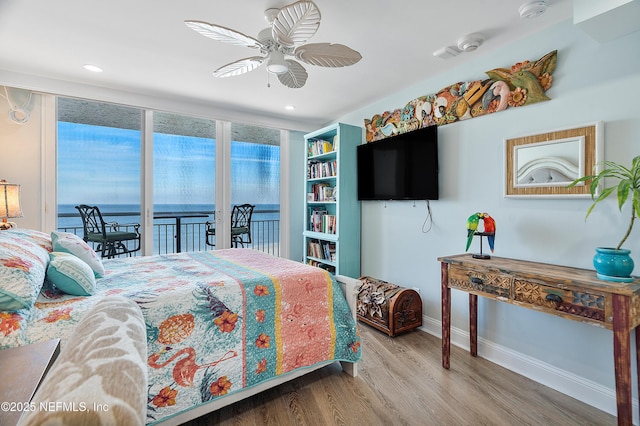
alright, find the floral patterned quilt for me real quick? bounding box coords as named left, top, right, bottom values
left=0, top=249, right=361, bottom=425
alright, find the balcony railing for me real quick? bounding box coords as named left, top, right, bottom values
left=58, top=209, right=280, bottom=257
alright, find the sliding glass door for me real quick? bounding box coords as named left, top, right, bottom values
left=230, top=123, right=280, bottom=256
left=56, top=97, right=284, bottom=257
left=152, top=112, right=215, bottom=254
left=56, top=98, right=142, bottom=251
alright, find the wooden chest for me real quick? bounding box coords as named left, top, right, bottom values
left=356, top=276, right=422, bottom=336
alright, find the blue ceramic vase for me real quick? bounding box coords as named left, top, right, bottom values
left=593, top=247, right=635, bottom=283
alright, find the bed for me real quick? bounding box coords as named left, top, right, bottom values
left=0, top=229, right=361, bottom=425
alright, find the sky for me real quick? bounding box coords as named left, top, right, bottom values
left=57, top=122, right=280, bottom=207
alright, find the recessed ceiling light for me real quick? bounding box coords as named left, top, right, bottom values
left=83, top=64, right=103, bottom=73
left=285, top=105, right=295, bottom=110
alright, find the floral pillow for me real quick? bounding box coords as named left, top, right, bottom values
left=51, top=231, right=105, bottom=277
left=0, top=231, right=50, bottom=311
left=4, top=228, right=53, bottom=253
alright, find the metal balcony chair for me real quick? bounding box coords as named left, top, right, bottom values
left=75, top=204, right=141, bottom=258
left=205, top=204, right=255, bottom=248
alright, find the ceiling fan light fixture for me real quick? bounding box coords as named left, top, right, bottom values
left=186, top=0, right=357, bottom=88
left=267, top=51, right=289, bottom=74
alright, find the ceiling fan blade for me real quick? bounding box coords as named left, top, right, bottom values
left=277, top=60, right=308, bottom=88
left=272, top=1, right=321, bottom=48
left=185, top=20, right=264, bottom=49
left=213, top=57, right=265, bottom=78
left=294, top=43, right=362, bottom=67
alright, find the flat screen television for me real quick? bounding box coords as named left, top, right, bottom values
left=357, top=125, right=438, bottom=200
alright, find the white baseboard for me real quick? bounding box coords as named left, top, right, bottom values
left=420, top=315, right=636, bottom=423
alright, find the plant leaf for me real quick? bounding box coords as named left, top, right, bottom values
left=566, top=175, right=592, bottom=188
left=586, top=186, right=615, bottom=219
left=589, top=175, right=602, bottom=199
left=618, top=180, right=630, bottom=210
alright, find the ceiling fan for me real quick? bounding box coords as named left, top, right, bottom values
left=184, top=0, right=362, bottom=89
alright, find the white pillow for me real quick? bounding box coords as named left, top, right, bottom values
left=51, top=230, right=105, bottom=277
left=46, top=252, right=96, bottom=296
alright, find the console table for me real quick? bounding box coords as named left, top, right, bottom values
left=438, top=254, right=640, bottom=425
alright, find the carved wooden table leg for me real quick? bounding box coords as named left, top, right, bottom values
left=612, top=294, right=632, bottom=426
left=470, top=294, right=478, bottom=357
left=442, top=262, right=451, bottom=369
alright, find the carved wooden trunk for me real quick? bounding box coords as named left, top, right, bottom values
left=356, top=276, right=422, bottom=336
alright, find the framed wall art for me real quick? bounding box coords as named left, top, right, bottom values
left=504, top=121, right=603, bottom=198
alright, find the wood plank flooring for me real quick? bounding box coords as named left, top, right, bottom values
left=183, top=324, right=616, bottom=425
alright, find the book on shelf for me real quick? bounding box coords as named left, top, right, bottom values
left=308, top=138, right=334, bottom=157
left=307, top=239, right=336, bottom=261
left=308, top=207, right=336, bottom=234
left=309, top=207, right=327, bottom=232
left=307, top=259, right=336, bottom=274
left=307, top=159, right=337, bottom=179
left=323, top=214, right=337, bottom=234
left=309, top=183, right=336, bottom=202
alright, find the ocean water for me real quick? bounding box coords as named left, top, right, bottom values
left=58, top=204, right=279, bottom=226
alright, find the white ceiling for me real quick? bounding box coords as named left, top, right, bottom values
left=0, top=0, right=573, bottom=129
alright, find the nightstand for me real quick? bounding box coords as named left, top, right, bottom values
left=0, top=339, right=60, bottom=425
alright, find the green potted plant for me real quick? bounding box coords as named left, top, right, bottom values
left=568, top=155, right=639, bottom=282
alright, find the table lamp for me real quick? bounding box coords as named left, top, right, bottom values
left=0, top=179, right=22, bottom=230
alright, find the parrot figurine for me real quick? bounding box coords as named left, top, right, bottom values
left=480, top=212, right=496, bottom=252
left=465, top=212, right=481, bottom=251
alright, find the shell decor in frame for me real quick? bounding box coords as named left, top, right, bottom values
left=364, top=50, right=557, bottom=142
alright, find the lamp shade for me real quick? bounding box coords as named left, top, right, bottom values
left=0, top=180, right=23, bottom=219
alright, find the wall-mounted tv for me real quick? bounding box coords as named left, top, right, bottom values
left=357, top=125, right=439, bottom=200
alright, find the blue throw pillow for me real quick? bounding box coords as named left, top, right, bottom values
left=46, top=252, right=96, bottom=296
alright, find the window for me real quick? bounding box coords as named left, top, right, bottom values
left=57, top=98, right=142, bottom=243
left=153, top=112, right=216, bottom=254
left=231, top=123, right=280, bottom=255
left=56, top=97, right=284, bottom=257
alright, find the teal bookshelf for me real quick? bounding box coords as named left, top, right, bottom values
left=303, top=123, right=361, bottom=277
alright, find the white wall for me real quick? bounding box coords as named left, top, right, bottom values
left=337, top=19, right=640, bottom=417
left=0, top=91, right=44, bottom=230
